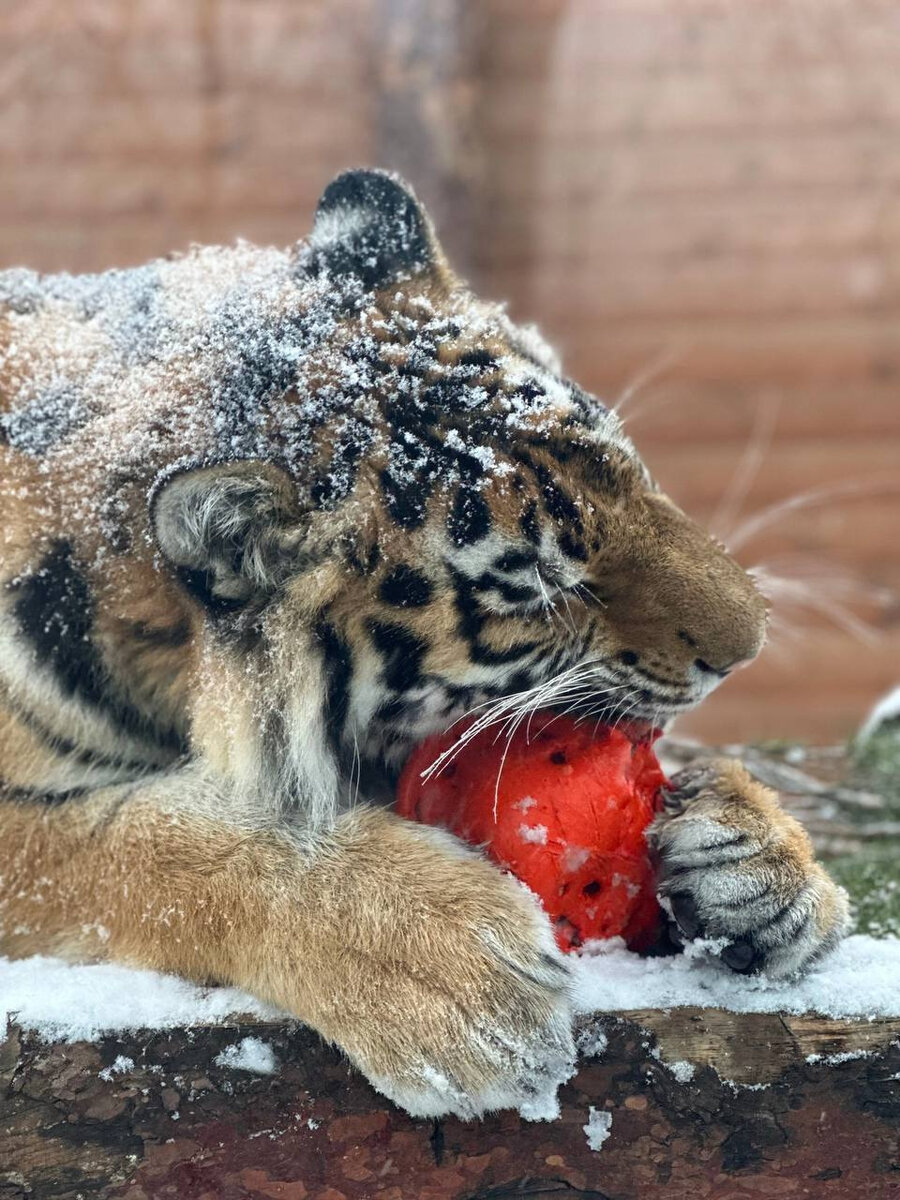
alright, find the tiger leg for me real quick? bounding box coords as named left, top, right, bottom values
left=649, top=759, right=851, bottom=978
left=0, top=774, right=574, bottom=1118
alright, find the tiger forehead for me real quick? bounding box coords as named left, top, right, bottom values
left=323, top=280, right=579, bottom=430
left=292, top=278, right=631, bottom=531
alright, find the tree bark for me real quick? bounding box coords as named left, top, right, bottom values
left=2, top=1007, right=898, bottom=1200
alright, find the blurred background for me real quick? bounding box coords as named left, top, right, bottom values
left=1, top=0, right=897, bottom=745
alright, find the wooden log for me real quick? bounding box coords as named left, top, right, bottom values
left=1, top=1008, right=898, bottom=1199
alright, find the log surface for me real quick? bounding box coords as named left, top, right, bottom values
left=2, top=1008, right=898, bottom=1200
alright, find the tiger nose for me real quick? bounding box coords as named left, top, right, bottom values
left=692, top=653, right=754, bottom=679
left=678, top=626, right=762, bottom=678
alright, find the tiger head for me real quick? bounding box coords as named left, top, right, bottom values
left=148, top=171, right=767, bottom=815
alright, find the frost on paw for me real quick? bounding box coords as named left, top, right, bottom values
left=366, top=1015, right=576, bottom=1122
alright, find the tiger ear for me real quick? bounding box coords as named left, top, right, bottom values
left=302, top=168, right=446, bottom=290
left=151, top=462, right=302, bottom=609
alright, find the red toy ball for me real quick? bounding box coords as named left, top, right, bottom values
left=396, top=712, right=668, bottom=952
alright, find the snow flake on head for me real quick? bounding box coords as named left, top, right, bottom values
left=1, top=382, right=89, bottom=455
left=301, top=169, right=434, bottom=292
left=0, top=168, right=632, bottom=556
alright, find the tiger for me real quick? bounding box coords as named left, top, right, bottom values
left=0, top=169, right=849, bottom=1119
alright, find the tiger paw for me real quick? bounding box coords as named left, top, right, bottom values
left=274, top=809, right=577, bottom=1120
left=649, top=759, right=851, bottom=979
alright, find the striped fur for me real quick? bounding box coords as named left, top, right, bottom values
left=0, top=170, right=848, bottom=1117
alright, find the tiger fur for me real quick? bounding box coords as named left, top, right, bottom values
left=0, top=170, right=849, bottom=1118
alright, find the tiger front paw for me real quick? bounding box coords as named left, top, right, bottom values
left=649, top=759, right=851, bottom=979
left=275, top=811, right=576, bottom=1120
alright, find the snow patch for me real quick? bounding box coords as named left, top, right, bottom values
left=99, top=1054, right=134, bottom=1081
left=519, top=1090, right=562, bottom=1122
left=0, top=955, right=279, bottom=1041
left=561, top=846, right=590, bottom=873
left=805, top=1048, right=872, bottom=1066
left=583, top=1106, right=613, bottom=1151
left=858, top=685, right=900, bottom=741
left=214, top=1036, right=278, bottom=1075
left=570, top=934, right=900, bottom=1019
left=519, top=823, right=548, bottom=845
left=667, top=1060, right=696, bottom=1083
left=577, top=1027, right=609, bottom=1058
left=3, top=934, right=898, bottom=1055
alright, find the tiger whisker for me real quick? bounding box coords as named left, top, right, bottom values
left=519, top=682, right=632, bottom=744
left=487, top=676, right=629, bottom=814
left=751, top=564, right=883, bottom=647
left=611, top=344, right=687, bottom=419
left=557, top=586, right=579, bottom=636
left=572, top=581, right=607, bottom=609
left=725, top=479, right=897, bottom=552
left=709, top=394, right=780, bottom=542
left=422, top=661, right=628, bottom=781
left=533, top=567, right=556, bottom=625
left=489, top=684, right=633, bottom=816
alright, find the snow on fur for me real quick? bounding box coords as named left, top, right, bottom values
left=0, top=236, right=617, bottom=548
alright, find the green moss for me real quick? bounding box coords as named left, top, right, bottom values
left=828, top=728, right=899, bottom=936
left=742, top=731, right=899, bottom=938
left=830, top=849, right=900, bottom=939
left=851, top=728, right=900, bottom=818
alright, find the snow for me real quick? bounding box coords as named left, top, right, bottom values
left=0, top=956, right=278, bottom=1041
left=805, top=1049, right=870, bottom=1065
left=0, top=936, right=896, bottom=1126
left=0, top=233, right=623, bottom=558
left=570, top=934, right=900, bottom=1019
left=561, top=846, right=590, bottom=872
left=577, top=1027, right=608, bottom=1058
left=215, top=1036, right=278, bottom=1074
left=666, top=1060, right=696, bottom=1083
left=98, top=1054, right=134, bottom=1080
left=583, top=1106, right=613, bottom=1151
left=519, top=822, right=548, bottom=844
left=519, top=1090, right=563, bottom=1122
left=858, top=685, right=900, bottom=741
left=2, top=935, right=896, bottom=1049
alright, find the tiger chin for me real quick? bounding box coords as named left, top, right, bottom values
left=0, top=169, right=849, bottom=1119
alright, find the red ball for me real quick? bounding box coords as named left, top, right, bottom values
left=396, top=712, right=668, bottom=952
